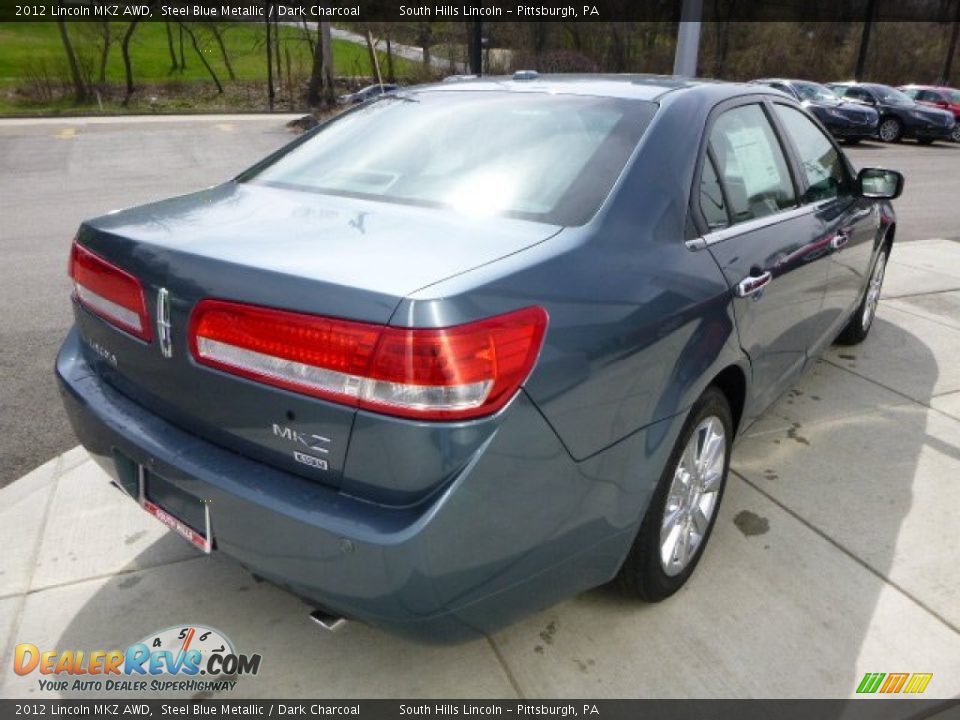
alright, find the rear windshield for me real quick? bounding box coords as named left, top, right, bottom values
left=244, top=91, right=656, bottom=226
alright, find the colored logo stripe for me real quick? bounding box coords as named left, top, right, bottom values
left=904, top=673, right=933, bottom=694
left=857, top=672, right=932, bottom=694
left=879, top=673, right=909, bottom=693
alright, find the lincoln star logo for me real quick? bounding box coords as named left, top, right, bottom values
left=157, top=288, right=172, bottom=358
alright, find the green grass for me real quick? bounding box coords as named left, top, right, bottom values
left=0, top=22, right=422, bottom=114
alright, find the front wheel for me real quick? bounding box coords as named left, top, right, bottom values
left=618, top=387, right=732, bottom=602
left=952, top=124, right=960, bottom=143
left=878, top=117, right=903, bottom=143
left=835, top=248, right=887, bottom=345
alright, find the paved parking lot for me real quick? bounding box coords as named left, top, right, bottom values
left=2, top=239, right=959, bottom=699
left=1, top=116, right=960, bottom=699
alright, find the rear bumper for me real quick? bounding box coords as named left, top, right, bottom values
left=57, top=328, right=674, bottom=642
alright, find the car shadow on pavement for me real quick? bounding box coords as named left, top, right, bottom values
left=36, top=315, right=960, bottom=699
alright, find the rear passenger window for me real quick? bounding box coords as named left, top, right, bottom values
left=699, top=155, right=729, bottom=230
left=774, top=104, right=850, bottom=203
left=708, top=104, right=796, bottom=225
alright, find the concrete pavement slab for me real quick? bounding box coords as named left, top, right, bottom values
left=824, top=307, right=960, bottom=403
left=930, top=391, right=960, bottom=423
left=888, top=239, right=960, bottom=280
left=29, top=460, right=198, bottom=592
left=739, top=359, right=911, bottom=440
left=0, top=459, right=58, bottom=598
left=0, top=553, right=518, bottom=699
left=881, top=260, right=960, bottom=299
left=735, top=402, right=960, bottom=630
left=885, top=290, right=960, bottom=332
left=489, top=475, right=960, bottom=698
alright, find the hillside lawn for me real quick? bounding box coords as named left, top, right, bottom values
left=0, top=22, right=422, bottom=114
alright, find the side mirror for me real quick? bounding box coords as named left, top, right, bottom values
left=857, top=168, right=904, bottom=200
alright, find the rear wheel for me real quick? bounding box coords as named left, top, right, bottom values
left=878, top=117, right=903, bottom=143
left=619, top=387, right=732, bottom=602
left=835, top=248, right=887, bottom=345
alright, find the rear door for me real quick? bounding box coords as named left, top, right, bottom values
left=770, top=103, right=878, bottom=351
left=693, top=100, right=833, bottom=415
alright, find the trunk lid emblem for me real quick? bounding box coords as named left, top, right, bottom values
left=157, top=288, right=172, bottom=358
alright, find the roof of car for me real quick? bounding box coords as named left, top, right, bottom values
left=418, top=73, right=782, bottom=102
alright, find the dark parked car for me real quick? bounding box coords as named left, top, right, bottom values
left=57, top=75, right=904, bottom=642
left=899, top=85, right=960, bottom=142
left=753, top=78, right=878, bottom=142
left=827, top=81, right=955, bottom=143
left=338, top=83, right=399, bottom=104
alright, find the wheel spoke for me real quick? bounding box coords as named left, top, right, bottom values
left=658, top=414, right=728, bottom=577
left=691, top=505, right=710, bottom=536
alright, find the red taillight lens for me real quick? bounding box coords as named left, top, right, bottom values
left=69, top=240, right=152, bottom=342
left=189, top=300, right=548, bottom=421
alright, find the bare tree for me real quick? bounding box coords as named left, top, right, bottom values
left=91, top=22, right=113, bottom=84
left=164, top=21, right=179, bottom=72
left=307, top=16, right=336, bottom=107
left=363, top=24, right=381, bottom=81
left=121, top=20, right=140, bottom=105
left=320, top=20, right=335, bottom=106
left=208, top=24, right=236, bottom=81
left=180, top=23, right=223, bottom=94
left=56, top=21, right=88, bottom=102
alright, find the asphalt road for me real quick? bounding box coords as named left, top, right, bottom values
left=0, top=117, right=957, bottom=487
left=0, top=115, right=299, bottom=488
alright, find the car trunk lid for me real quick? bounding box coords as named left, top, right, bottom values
left=73, top=182, right=560, bottom=493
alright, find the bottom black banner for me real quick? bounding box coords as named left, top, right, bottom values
left=0, top=700, right=957, bottom=720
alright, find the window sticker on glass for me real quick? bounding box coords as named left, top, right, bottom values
left=727, top=126, right=783, bottom=201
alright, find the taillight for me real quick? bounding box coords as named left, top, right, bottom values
left=189, top=300, right=548, bottom=421
left=69, top=240, right=152, bottom=342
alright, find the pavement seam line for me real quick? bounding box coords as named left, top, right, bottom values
left=485, top=636, right=526, bottom=700
left=12, top=554, right=209, bottom=600
left=822, top=357, right=960, bottom=425
left=730, top=470, right=960, bottom=636
left=0, top=454, right=62, bottom=687
left=879, top=301, right=960, bottom=332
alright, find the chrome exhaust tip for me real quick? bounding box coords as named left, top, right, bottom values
left=309, top=609, right=348, bottom=632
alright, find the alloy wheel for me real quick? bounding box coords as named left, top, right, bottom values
left=659, top=416, right=726, bottom=577
left=862, top=251, right=887, bottom=331
left=879, top=119, right=900, bottom=142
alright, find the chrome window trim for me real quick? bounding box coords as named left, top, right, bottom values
left=686, top=200, right=833, bottom=250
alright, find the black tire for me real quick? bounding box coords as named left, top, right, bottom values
left=835, top=247, right=888, bottom=346
left=618, top=387, right=733, bottom=602
left=877, top=116, right=903, bottom=143
left=952, top=124, right=960, bottom=143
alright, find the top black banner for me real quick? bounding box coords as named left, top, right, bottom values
left=3, top=0, right=960, bottom=24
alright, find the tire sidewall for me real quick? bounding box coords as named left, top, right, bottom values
left=628, top=387, right=733, bottom=601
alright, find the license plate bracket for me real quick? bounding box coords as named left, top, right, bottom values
left=136, top=465, right=212, bottom=554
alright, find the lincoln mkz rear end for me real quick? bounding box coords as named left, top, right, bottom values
left=58, top=78, right=760, bottom=642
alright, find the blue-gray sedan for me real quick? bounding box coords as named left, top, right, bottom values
left=56, top=74, right=904, bottom=642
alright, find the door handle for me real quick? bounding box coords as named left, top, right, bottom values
left=736, top=270, right=773, bottom=298
left=831, top=230, right=850, bottom=251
